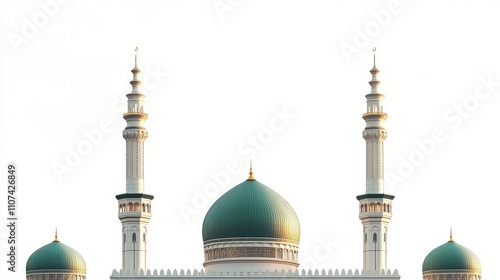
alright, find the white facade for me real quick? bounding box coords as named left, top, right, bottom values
left=203, top=239, right=300, bottom=272
left=110, top=268, right=400, bottom=279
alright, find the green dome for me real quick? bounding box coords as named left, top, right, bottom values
left=422, top=240, right=481, bottom=273
left=26, top=240, right=86, bottom=275
left=202, top=179, right=300, bottom=242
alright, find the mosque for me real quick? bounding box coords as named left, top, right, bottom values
left=25, top=51, right=482, bottom=280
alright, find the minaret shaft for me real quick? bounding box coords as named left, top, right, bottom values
left=357, top=54, right=394, bottom=273
left=116, top=50, right=154, bottom=274
left=362, top=65, right=387, bottom=194
left=123, top=61, right=148, bottom=194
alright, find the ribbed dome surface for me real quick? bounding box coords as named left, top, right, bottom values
left=26, top=241, right=86, bottom=274
left=422, top=240, right=481, bottom=273
left=202, top=179, right=300, bottom=242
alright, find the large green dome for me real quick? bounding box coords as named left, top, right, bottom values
left=422, top=240, right=481, bottom=273
left=26, top=240, right=86, bottom=275
left=202, top=178, right=300, bottom=242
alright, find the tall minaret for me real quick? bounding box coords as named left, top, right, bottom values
left=116, top=48, right=154, bottom=273
left=357, top=48, right=395, bottom=273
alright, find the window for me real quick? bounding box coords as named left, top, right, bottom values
left=364, top=233, right=367, bottom=243
left=373, top=233, right=377, bottom=243
left=132, top=233, right=137, bottom=242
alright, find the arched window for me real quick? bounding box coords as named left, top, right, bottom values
left=123, top=233, right=126, bottom=242
left=128, top=202, right=133, bottom=211
left=364, top=233, right=367, bottom=243
left=142, top=203, right=146, bottom=212
left=134, top=202, right=140, bottom=211
left=373, top=233, right=377, bottom=243
left=132, top=233, right=137, bottom=242
left=143, top=233, right=146, bottom=242
left=376, top=203, right=382, bottom=212
left=384, top=233, right=387, bottom=242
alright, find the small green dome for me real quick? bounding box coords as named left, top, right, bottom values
left=26, top=240, right=86, bottom=275
left=202, top=179, right=300, bottom=242
left=422, top=240, right=481, bottom=273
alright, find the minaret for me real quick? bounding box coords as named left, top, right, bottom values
left=116, top=48, right=154, bottom=273
left=357, top=48, right=395, bottom=273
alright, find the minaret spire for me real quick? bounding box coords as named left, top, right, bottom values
left=373, top=47, right=376, bottom=67
left=124, top=47, right=148, bottom=193
left=54, top=227, right=59, bottom=242
left=364, top=48, right=386, bottom=194
left=134, top=47, right=138, bottom=67
left=357, top=49, right=395, bottom=273
left=116, top=48, right=154, bottom=273
left=450, top=227, right=453, bottom=241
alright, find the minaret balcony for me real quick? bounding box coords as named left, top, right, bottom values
left=359, top=211, right=392, bottom=219
left=362, top=112, right=388, bottom=120
left=123, top=112, right=148, bottom=121
left=118, top=211, right=151, bottom=219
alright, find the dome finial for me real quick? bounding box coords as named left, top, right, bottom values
left=54, top=227, right=59, bottom=242
left=449, top=226, right=453, bottom=242
left=247, top=159, right=255, bottom=180
left=373, top=47, right=377, bottom=67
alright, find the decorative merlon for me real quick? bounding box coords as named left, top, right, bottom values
left=110, top=268, right=400, bottom=278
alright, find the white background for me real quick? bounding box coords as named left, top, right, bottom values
left=0, top=1, right=499, bottom=279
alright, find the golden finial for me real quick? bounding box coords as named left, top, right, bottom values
left=54, top=227, right=59, bottom=242
left=449, top=226, right=453, bottom=242
left=247, top=159, right=255, bottom=180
